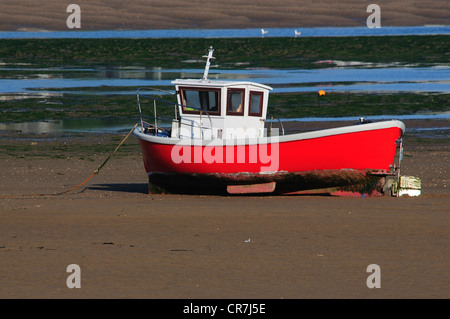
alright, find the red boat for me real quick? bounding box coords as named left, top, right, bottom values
left=133, top=47, right=405, bottom=196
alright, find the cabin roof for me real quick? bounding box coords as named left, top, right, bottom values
left=172, top=79, right=273, bottom=91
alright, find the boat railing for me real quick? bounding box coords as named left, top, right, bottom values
left=136, top=87, right=215, bottom=138
left=267, top=114, right=285, bottom=136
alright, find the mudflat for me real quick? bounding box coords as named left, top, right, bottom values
left=0, top=0, right=448, bottom=31
left=0, top=0, right=448, bottom=300
left=0, top=125, right=448, bottom=299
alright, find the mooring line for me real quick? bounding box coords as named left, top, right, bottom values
left=0, top=123, right=138, bottom=199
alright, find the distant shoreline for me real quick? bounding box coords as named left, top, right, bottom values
left=1, top=25, right=449, bottom=37
left=0, top=0, right=448, bottom=31
left=4, top=25, right=450, bottom=34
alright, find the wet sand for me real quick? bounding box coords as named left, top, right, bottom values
left=0, top=0, right=449, bottom=300
left=0, top=0, right=448, bottom=31
left=0, top=123, right=448, bottom=299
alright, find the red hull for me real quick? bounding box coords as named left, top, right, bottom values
left=135, top=121, right=404, bottom=195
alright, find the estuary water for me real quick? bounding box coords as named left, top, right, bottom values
left=0, top=25, right=448, bottom=134
left=1, top=65, right=449, bottom=94
left=0, top=25, right=449, bottom=39
left=1, top=64, right=449, bottom=134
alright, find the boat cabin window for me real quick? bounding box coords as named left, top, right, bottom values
left=249, top=91, right=263, bottom=117
left=227, top=89, right=245, bottom=115
left=179, top=87, right=220, bottom=115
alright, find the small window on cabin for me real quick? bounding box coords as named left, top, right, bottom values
left=180, top=88, right=220, bottom=115
left=249, top=91, right=263, bottom=117
left=227, top=89, right=245, bottom=115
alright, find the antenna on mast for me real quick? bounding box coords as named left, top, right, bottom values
left=202, top=46, right=215, bottom=80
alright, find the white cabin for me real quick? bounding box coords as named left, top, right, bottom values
left=171, top=79, right=272, bottom=140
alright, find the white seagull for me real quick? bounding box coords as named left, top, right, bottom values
left=261, top=28, right=269, bottom=35
left=294, top=30, right=302, bottom=37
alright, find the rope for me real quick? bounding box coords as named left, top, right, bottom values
left=0, top=123, right=139, bottom=199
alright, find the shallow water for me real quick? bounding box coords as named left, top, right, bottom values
left=0, top=118, right=135, bottom=134
left=1, top=40, right=449, bottom=135
left=1, top=113, right=448, bottom=135
left=1, top=65, right=449, bottom=95
left=0, top=26, right=449, bottom=39
left=282, top=113, right=450, bottom=122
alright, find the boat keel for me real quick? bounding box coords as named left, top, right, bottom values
left=146, top=169, right=395, bottom=197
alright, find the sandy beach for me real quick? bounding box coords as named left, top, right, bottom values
left=0, top=0, right=449, bottom=301
left=0, top=0, right=448, bottom=31
left=0, top=124, right=448, bottom=299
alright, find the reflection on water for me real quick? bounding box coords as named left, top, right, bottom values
left=0, top=120, right=63, bottom=134
left=282, top=113, right=450, bottom=122
left=1, top=57, right=449, bottom=137
left=1, top=114, right=448, bottom=135
left=0, top=92, right=63, bottom=100
left=1, top=65, right=449, bottom=94
left=0, top=118, right=136, bottom=134
left=406, top=127, right=450, bottom=139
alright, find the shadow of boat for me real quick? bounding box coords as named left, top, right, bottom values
left=88, top=183, right=148, bottom=194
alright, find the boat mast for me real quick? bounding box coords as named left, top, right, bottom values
left=202, top=46, right=215, bottom=80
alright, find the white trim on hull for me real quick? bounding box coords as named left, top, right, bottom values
left=133, top=119, right=405, bottom=146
